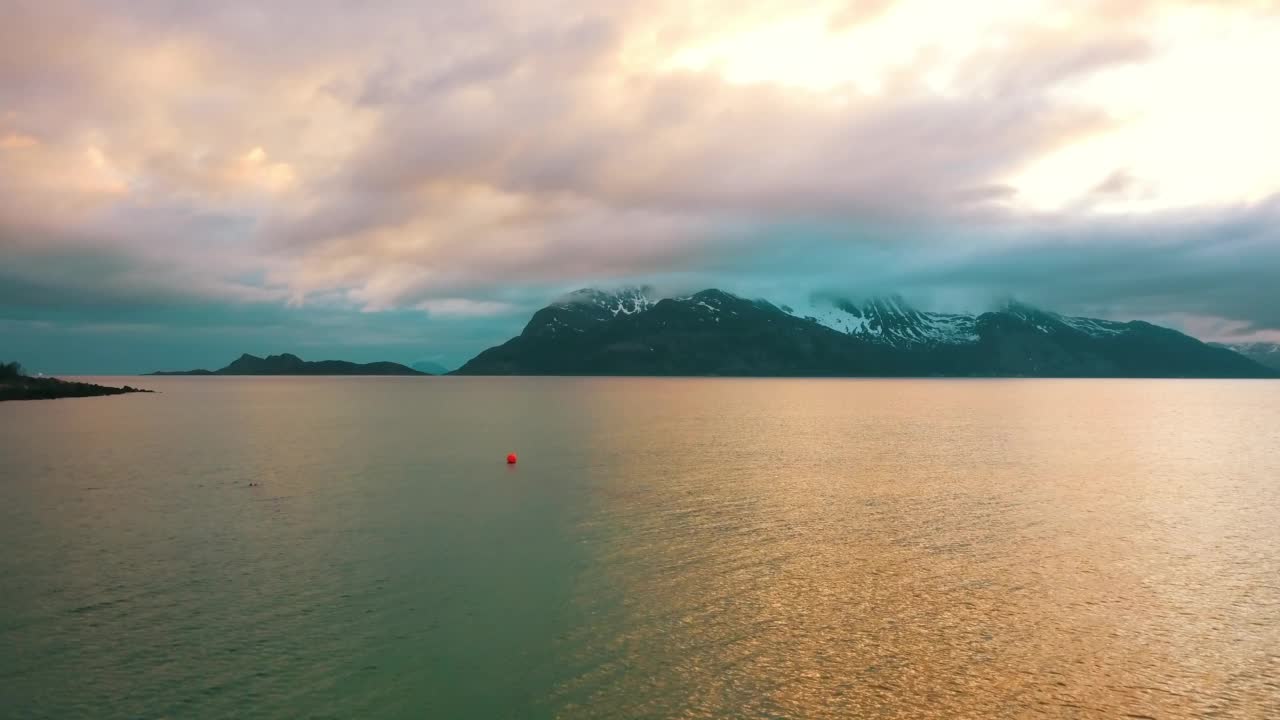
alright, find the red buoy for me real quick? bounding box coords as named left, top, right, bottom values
left=507, top=453, right=518, bottom=464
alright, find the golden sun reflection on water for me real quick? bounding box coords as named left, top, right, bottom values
left=554, top=379, right=1280, bottom=718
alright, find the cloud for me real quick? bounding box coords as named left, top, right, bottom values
left=1, top=0, right=1278, bottom=372
left=826, top=0, right=897, bottom=32
left=257, top=1, right=1156, bottom=315
left=0, top=244, right=286, bottom=312
left=0, top=132, right=39, bottom=149
left=892, top=198, right=1280, bottom=333
left=415, top=299, right=520, bottom=317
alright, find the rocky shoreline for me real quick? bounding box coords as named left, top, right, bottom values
left=0, top=376, right=154, bottom=402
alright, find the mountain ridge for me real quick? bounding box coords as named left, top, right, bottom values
left=454, top=287, right=1276, bottom=378
left=1210, top=341, right=1280, bottom=371
left=151, top=353, right=427, bottom=376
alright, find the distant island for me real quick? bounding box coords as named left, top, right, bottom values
left=454, top=287, right=1278, bottom=378
left=150, top=353, right=428, bottom=376
left=1, top=361, right=154, bottom=402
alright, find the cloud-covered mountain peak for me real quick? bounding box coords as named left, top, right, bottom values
left=556, top=286, right=656, bottom=317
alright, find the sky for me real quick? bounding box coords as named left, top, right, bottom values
left=2, top=0, right=1279, bottom=373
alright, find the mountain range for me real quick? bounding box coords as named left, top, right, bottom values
left=455, top=287, right=1276, bottom=378
left=151, top=353, right=427, bottom=376
left=1210, top=342, right=1280, bottom=371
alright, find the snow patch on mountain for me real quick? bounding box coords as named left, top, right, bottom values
left=782, top=295, right=980, bottom=347
left=778, top=294, right=1143, bottom=347
left=543, top=287, right=1145, bottom=347
left=1213, top=341, right=1280, bottom=371
left=1058, top=315, right=1128, bottom=336
left=1000, top=301, right=1131, bottom=337
left=558, top=286, right=655, bottom=317
left=1221, top=341, right=1280, bottom=354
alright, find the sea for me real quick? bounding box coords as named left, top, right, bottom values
left=2, top=377, right=1278, bottom=719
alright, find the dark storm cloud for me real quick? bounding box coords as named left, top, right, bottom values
left=891, top=198, right=1280, bottom=332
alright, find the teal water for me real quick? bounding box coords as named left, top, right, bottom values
left=2, top=377, right=1279, bottom=719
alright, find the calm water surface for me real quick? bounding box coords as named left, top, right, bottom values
left=2, top=377, right=1279, bottom=719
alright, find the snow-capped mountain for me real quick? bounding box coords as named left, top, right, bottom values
left=781, top=295, right=977, bottom=347
left=778, top=295, right=1138, bottom=348
left=560, top=287, right=655, bottom=317
left=530, top=286, right=778, bottom=337
left=456, top=287, right=1276, bottom=378
left=1211, top=341, right=1280, bottom=371
left=520, top=286, right=656, bottom=338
